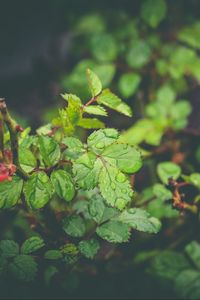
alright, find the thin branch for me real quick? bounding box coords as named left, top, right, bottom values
left=0, top=98, right=29, bottom=180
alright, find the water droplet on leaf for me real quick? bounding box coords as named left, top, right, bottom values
left=116, top=173, right=126, bottom=183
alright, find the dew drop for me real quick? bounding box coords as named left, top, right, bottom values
left=96, top=142, right=104, bottom=149
left=116, top=173, right=126, bottom=183
left=122, top=189, right=127, bottom=194
left=116, top=198, right=126, bottom=210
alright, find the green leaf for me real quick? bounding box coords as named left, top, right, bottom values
left=157, top=162, right=181, bottom=184
left=96, top=221, right=130, bottom=243
left=78, top=239, right=100, bottom=259
left=97, top=89, right=132, bottom=117
left=185, top=241, right=200, bottom=269
left=19, top=147, right=37, bottom=172
left=86, top=69, right=102, bottom=97
left=113, top=208, right=161, bottom=233
left=191, top=173, right=200, bottom=189
left=73, top=152, right=99, bottom=190
left=62, top=137, right=84, bottom=160
left=78, top=118, right=105, bottom=129
left=9, top=254, right=37, bottom=282
left=174, top=270, right=200, bottom=300
left=126, top=40, right=151, bottom=68
left=62, top=215, right=86, bottom=237
left=118, top=73, right=141, bottom=98
left=149, top=251, right=190, bottom=281
left=51, top=170, right=75, bottom=202
left=153, top=184, right=172, bottom=201
left=21, top=237, right=45, bottom=254
left=178, top=21, right=200, bottom=50
left=0, top=240, right=19, bottom=258
left=88, top=194, right=118, bottom=224
left=87, top=128, right=119, bottom=154
left=98, top=163, right=133, bottom=210
left=24, top=171, right=53, bottom=209
left=141, top=0, right=167, bottom=28
left=102, top=143, right=142, bottom=174
left=0, top=176, right=23, bottom=209
left=44, top=250, right=63, bottom=260
left=75, top=14, right=105, bottom=34
left=83, top=105, right=107, bottom=116
left=44, top=265, right=58, bottom=286
left=38, top=136, right=61, bottom=167
left=156, top=84, right=176, bottom=105
left=90, top=33, right=118, bottom=62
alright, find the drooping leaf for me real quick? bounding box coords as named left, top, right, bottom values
left=97, top=89, right=132, bottom=117
left=78, top=239, right=100, bottom=259
left=21, top=237, right=45, bottom=254
left=83, top=105, right=107, bottom=116
left=96, top=221, right=130, bottom=243
left=62, top=215, right=86, bottom=238
left=51, top=170, right=75, bottom=202
left=78, top=118, right=105, bottom=129
left=24, top=171, right=53, bottom=209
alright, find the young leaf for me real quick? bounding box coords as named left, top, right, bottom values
left=51, top=170, right=75, bottom=202
left=21, top=237, right=45, bottom=254
left=24, top=171, right=53, bottom=209
left=78, top=118, right=105, bottom=129
left=38, top=136, right=61, bottom=167
left=83, top=105, right=107, bottom=116
left=0, top=176, right=23, bottom=209
left=0, top=240, right=19, bottom=258
left=96, top=221, right=130, bottom=243
left=157, top=162, right=181, bottom=184
left=62, top=215, right=86, bottom=238
left=113, top=208, right=161, bottom=233
left=9, top=255, right=38, bottom=282
left=97, top=89, right=132, bottom=117
left=86, top=69, right=102, bottom=97
left=78, top=239, right=100, bottom=259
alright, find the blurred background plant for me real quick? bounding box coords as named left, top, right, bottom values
left=1, top=0, right=200, bottom=299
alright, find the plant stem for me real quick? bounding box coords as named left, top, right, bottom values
left=0, top=98, right=29, bottom=180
